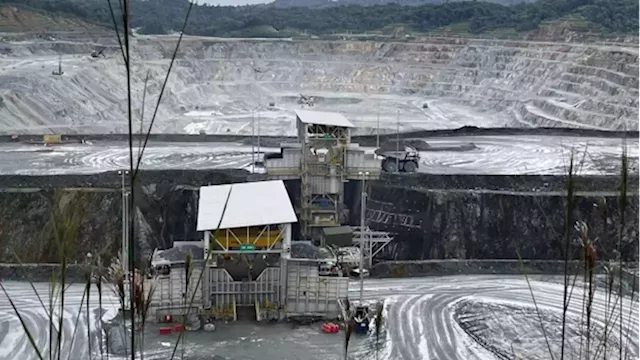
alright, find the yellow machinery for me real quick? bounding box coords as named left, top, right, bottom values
left=43, top=134, right=62, bottom=144
left=212, top=227, right=283, bottom=250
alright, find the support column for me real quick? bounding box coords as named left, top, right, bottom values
left=203, top=230, right=211, bottom=264
left=282, top=224, right=292, bottom=260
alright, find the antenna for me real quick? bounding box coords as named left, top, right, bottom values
left=52, top=55, right=63, bottom=76
left=376, top=102, right=380, bottom=149
left=396, top=110, right=399, bottom=173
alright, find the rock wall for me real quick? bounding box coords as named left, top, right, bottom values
left=0, top=170, right=246, bottom=264
left=360, top=179, right=639, bottom=261
left=0, top=172, right=636, bottom=264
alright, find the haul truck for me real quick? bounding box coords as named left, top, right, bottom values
left=374, top=143, right=420, bottom=173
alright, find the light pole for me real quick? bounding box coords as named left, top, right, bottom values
left=118, top=169, right=130, bottom=311
left=251, top=111, right=255, bottom=173
left=358, top=171, right=369, bottom=302
left=395, top=110, right=400, bottom=173
left=251, top=106, right=261, bottom=172
left=376, top=103, right=380, bottom=149
left=257, top=110, right=261, bottom=164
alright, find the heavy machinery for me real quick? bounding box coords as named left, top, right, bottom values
left=374, top=143, right=420, bottom=173
left=90, top=47, right=106, bottom=59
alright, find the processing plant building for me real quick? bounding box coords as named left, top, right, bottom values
left=148, top=180, right=349, bottom=322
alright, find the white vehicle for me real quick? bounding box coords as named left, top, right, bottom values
left=336, top=246, right=361, bottom=268
left=349, top=268, right=370, bottom=278
left=318, top=261, right=342, bottom=277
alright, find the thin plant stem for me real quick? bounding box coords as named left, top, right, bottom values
left=11, top=250, right=52, bottom=319
left=135, top=1, right=194, bottom=176
left=517, top=250, right=555, bottom=360
left=0, top=281, right=45, bottom=360
left=169, top=188, right=233, bottom=360
left=118, top=0, right=137, bottom=357
left=138, top=70, right=151, bottom=160
left=85, top=269, right=93, bottom=360
left=49, top=272, right=56, bottom=360
left=106, top=0, right=126, bottom=64
left=66, top=285, right=88, bottom=360
left=560, top=152, right=576, bottom=360
left=617, top=143, right=629, bottom=360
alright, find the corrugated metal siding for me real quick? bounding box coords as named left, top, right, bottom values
left=346, top=149, right=366, bottom=169
left=207, top=267, right=281, bottom=307
left=309, top=176, right=340, bottom=194
left=266, top=149, right=301, bottom=173
left=149, top=267, right=203, bottom=310
left=285, top=261, right=348, bottom=317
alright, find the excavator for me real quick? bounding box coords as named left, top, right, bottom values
left=298, top=94, right=315, bottom=107
left=90, top=47, right=106, bottom=59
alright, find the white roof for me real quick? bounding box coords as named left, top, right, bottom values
left=196, top=180, right=297, bottom=231
left=295, top=109, right=354, bottom=128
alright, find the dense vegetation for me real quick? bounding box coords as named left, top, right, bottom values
left=270, top=0, right=538, bottom=8
left=1, top=0, right=637, bottom=36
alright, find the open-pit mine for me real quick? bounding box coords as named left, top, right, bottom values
left=0, top=29, right=638, bottom=360
left=0, top=34, right=638, bottom=134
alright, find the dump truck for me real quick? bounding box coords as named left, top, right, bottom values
left=374, top=143, right=420, bottom=173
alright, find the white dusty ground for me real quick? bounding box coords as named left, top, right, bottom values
left=0, top=135, right=636, bottom=175
left=0, top=36, right=637, bottom=135
left=0, top=275, right=637, bottom=360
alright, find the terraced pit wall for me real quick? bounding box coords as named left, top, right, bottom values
left=0, top=171, right=636, bottom=268
left=0, top=36, right=637, bottom=134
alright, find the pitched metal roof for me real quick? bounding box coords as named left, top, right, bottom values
left=196, top=180, right=297, bottom=231
left=295, top=109, right=355, bottom=128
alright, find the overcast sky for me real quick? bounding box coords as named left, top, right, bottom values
left=200, top=0, right=273, bottom=5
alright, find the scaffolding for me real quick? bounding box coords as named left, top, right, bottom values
left=294, top=110, right=380, bottom=240
left=264, top=111, right=381, bottom=241
left=351, top=226, right=394, bottom=268
left=299, top=114, right=351, bottom=239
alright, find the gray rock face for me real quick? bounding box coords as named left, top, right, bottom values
left=362, top=179, right=639, bottom=261
left=0, top=172, right=636, bottom=266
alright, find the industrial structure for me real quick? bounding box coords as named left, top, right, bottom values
left=141, top=110, right=398, bottom=326
left=265, top=109, right=381, bottom=240
left=147, top=180, right=349, bottom=323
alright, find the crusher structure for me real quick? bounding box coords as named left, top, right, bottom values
left=265, top=109, right=380, bottom=241
left=146, top=180, right=349, bottom=323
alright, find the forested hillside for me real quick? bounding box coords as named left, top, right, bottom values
left=1, top=0, right=637, bottom=36
left=271, top=0, right=538, bottom=8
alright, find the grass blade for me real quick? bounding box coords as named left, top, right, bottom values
left=169, top=186, right=233, bottom=360
left=85, top=266, right=93, bottom=360
left=373, top=301, right=384, bottom=360
left=516, top=250, right=555, bottom=360
left=66, top=284, right=89, bottom=360
left=134, top=0, right=194, bottom=175
left=0, top=281, right=45, bottom=360
left=106, top=0, right=127, bottom=64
